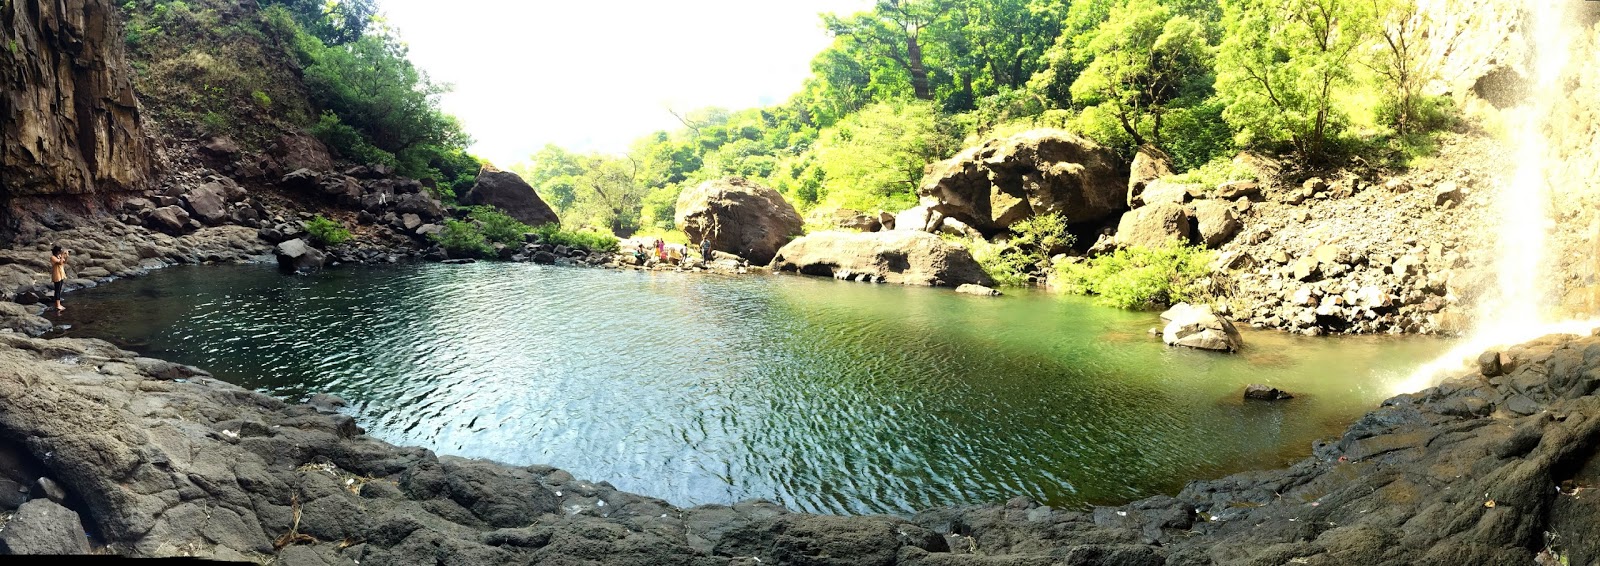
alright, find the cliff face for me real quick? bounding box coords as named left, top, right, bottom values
left=1, top=0, right=156, bottom=203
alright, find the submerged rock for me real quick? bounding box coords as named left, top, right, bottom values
left=956, top=283, right=1002, bottom=296
left=1243, top=384, right=1294, bottom=400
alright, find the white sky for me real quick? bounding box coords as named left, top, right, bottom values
left=380, top=0, right=874, bottom=167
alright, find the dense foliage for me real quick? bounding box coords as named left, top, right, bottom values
left=969, top=213, right=1075, bottom=286
left=510, top=0, right=1448, bottom=238
left=1055, top=243, right=1214, bottom=309
left=119, top=0, right=481, bottom=198
left=304, top=215, right=351, bottom=247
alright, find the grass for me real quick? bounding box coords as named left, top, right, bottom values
left=304, top=215, right=350, bottom=247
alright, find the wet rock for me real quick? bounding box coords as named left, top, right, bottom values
left=1160, top=303, right=1243, bottom=352
left=770, top=230, right=992, bottom=287
left=1244, top=384, right=1294, bottom=400
left=1478, top=350, right=1503, bottom=377
left=955, top=284, right=1001, bottom=296
left=275, top=238, right=325, bottom=273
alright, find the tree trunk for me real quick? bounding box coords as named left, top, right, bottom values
left=908, top=34, right=932, bottom=100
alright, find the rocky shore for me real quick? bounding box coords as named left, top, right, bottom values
left=0, top=294, right=1596, bottom=564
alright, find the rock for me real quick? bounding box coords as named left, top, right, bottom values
left=1115, top=202, right=1191, bottom=248
left=1303, top=177, right=1328, bottom=194
left=440, top=258, right=476, bottom=265
left=1160, top=303, right=1244, bottom=352
left=401, top=213, right=423, bottom=233
left=531, top=251, right=556, bottom=264
left=0, top=499, right=91, bottom=555
left=877, top=210, right=896, bottom=231
left=1434, top=181, right=1461, bottom=207
left=267, top=133, right=333, bottom=172
left=308, top=393, right=347, bottom=414
left=770, top=230, right=993, bottom=287
left=917, top=129, right=1127, bottom=235
left=1214, top=181, right=1261, bottom=200
left=955, top=284, right=1001, bottom=296
left=1313, top=244, right=1348, bottom=265
left=199, top=136, right=240, bottom=160
left=1, top=0, right=156, bottom=198
left=1243, top=384, right=1294, bottom=401
left=675, top=178, right=804, bottom=265
left=145, top=206, right=192, bottom=236
left=275, top=238, right=325, bottom=273
left=1292, top=256, right=1320, bottom=281
left=1137, top=179, right=1196, bottom=207
left=415, top=224, right=443, bottom=238
left=394, top=193, right=447, bottom=221
left=830, top=209, right=881, bottom=232
left=1128, top=145, right=1175, bottom=207
left=1212, top=250, right=1259, bottom=272
left=1192, top=200, right=1241, bottom=248
left=459, top=165, right=560, bottom=227
left=181, top=183, right=229, bottom=225
left=1478, top=350, right=1503, bottom=377
left=939, top=216, right=976, bottom=238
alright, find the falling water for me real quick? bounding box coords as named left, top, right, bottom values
left=1396, top=0, right=1598, bottom=393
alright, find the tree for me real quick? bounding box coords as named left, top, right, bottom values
left=261, top=0, right=376, bottom=46
left=1070, top=0, right=1212, bottom=147
left=824, top=0, right=954, bottom=101
left=574, top=154, right=649, bottom=237
left=1367, top=0, right=1430, bottom=134
left=813, top=100, right=958, bottom=212
left=1215, top=0, right=1377, bottom=158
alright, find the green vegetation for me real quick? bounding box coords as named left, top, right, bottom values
left=1055, top=243, right=1213, bottom=309
left=304, top=215, right=351, bottom=247
left=508, top=0, right=1450, bottom=238
left=431, top=219, right=492, bottom=258
left=969, top=213, right=1075, bottom=287
left=530, top=224, right=621, bottom=254
left=467, top=207, right=530, bottom=247
left=117, top=0, right=481, bottom=197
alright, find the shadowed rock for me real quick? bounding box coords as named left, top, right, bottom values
left=460, top=165, right=560, bottom=228
left=676, top=178, right=803, bottom=265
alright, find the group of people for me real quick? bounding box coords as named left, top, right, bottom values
left=633, top=237, right=715, bottom=268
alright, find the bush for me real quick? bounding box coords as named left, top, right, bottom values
left=430, top=219, right=491, bottom=257
left=1055, top=243, right=1213, bottom=309
left=304, top=215, right=350, bottom=247
left=467, top=206, right=530, bottom=245
left=531, top=223, right=620, bottom=253
left=972, top=213, right=1076, bottom=287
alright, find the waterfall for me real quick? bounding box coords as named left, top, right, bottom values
left=1395, top=0, right=1597, bottom=393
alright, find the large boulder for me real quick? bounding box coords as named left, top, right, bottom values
left=1115, top=202, right=1191, bottom=248
left=1160, top=303, right=1243, bottom=352
left=267, top=133, right=333, bottom=172
left=917, top=129, right=1127, bottom=236
left=144, top=206, right=192, bottom=236
left=1192, top=200, right=1242, bottom=248
left=675, top=178, right=804, bottom=265
left=769, top=230, right=993, bottom=287
left=275, top=238, right=325, bottom=273
left=1128, top=145, right=1175, bottom=207
left=181, top=183, right=229, bottom=225
left=459, top=165, right=560, bottom=227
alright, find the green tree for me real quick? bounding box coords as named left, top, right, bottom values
left=813, top=100, right=958, bottom=212
left=1069, top=0, right=1212, bottom=147
left=1366, top=0, right=1430, bottom=135
left=1215, top=0, right=1377, bottom=158
left=824, top=0, right=954, bottom=101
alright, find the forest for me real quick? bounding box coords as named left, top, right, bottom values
left=512, top=0, right=1452, bottom=241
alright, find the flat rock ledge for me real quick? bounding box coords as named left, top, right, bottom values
left=1, top=310, right=1599, bottom=564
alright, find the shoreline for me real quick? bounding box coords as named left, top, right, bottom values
left=1, top=249, right=1593, bottom=562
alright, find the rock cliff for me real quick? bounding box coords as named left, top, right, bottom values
left=0, top=0, right=157, bottom=232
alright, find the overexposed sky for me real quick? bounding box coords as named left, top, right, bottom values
left=381, top=0, right=874, bottom=166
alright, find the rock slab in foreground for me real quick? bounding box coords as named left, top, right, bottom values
left=770, top=230, right=994, bottom=287
left=676, top=178, right=804, bottom=265
left=0, top=499, right=92, bottom=555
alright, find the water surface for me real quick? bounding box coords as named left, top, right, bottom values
left=61, top=263, right=1448, bottom=515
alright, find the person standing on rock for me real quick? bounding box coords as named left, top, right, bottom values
left=49, top=245, right=69, bottom=312
left=700, top=237, right=712, bottom=264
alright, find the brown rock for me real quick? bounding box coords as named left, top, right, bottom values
left=676, top=178, right=804, bottom=265
left=1215, top=181, right=1261, bottom=200
left=917, top=129, right=1127, bottom=235
left=460, top=165, right=561, bottom=228
left=1128, top=144, right=1175, bottom=207
left=1192, top=201, right=1241, bottom=248
left=268, top=133, right=333, bottom=172
left=1115, top=202, right=1191, bottom=248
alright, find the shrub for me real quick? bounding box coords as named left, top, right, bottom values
left=430, top=219, right=491, bottom=257
left=531, top=223, right=620, bottom=253
left=250, top=90, right=272, bottom=109
left=973, top=213, right=1076, bottom=287
left=304, top=215, right=351, bottom=247
left=467, top=206, right=530, bottom=245
left=1055, top=243, right=1213, bottom=309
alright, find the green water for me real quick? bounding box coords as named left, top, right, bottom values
left=59, top=263, right=1449, bottom=515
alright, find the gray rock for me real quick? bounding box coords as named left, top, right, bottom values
left=144, top=206, right=192, bottom=236
left=955, top=284, right=1002, bottom=296
left=275, top=239, right=325, bottom=274
left=1243, top=384, right=1294, bottom=400
left=1160, top=303, right=1243, bottom=352
left=0, top=499, right=91, bottom=555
